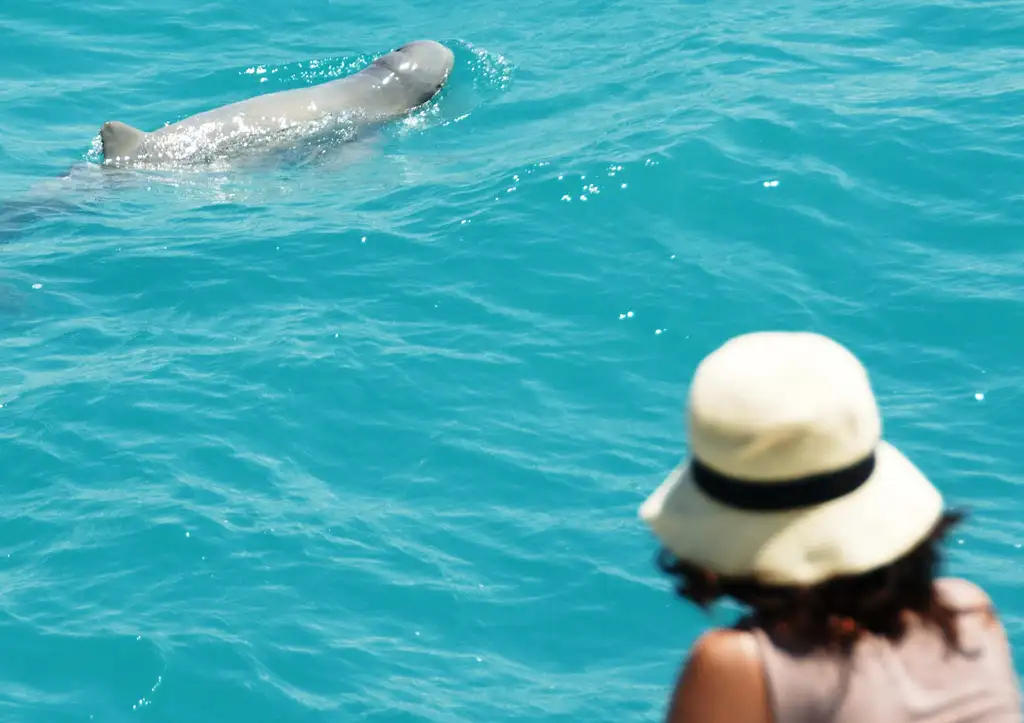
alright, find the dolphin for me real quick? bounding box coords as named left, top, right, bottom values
left=97, top=39, right=455, bottom=167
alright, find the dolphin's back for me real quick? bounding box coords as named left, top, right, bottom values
left=298, top=58, right=441, bottom=122
left=96, top=40, right=453, bottom=166
left=157, top=60, right=420, bottom=134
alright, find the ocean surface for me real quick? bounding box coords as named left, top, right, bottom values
left=1, top=0, right=1022, bottom=720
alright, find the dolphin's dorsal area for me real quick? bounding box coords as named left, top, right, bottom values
left=99, top=121, right=149, bottom=163
left=96, top=39, right=455, bottom=168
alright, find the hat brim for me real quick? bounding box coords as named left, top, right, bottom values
left=638, top=440, right=945, bottom=586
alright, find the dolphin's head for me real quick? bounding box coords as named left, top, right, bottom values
left=379, top=40, right=455, bottom=105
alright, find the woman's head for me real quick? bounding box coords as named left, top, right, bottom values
left=656, top=509, right=967, bottom=652
left=638, top=331, right=960, bottom=649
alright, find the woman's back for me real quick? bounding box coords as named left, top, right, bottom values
left=752, top=578, right=1021, bottom=723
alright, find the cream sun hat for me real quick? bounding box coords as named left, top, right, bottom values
left=639, top=330, right=945, bottom=586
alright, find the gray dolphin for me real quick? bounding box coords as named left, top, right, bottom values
left=98, top=39, right=455, bottom=167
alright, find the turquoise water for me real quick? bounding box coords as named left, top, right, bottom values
left=1, top=0, right=1023, bottom=719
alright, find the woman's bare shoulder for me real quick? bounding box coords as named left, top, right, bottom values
left=935, top=576, right=995, bottom=609
left=665, top=628, right=771, bottom=723
left=691, top=628, right=762, bottom=660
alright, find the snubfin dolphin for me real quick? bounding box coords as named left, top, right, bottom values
left=98, top=39, right=455, bottom=167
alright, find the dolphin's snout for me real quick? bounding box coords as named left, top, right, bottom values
left=388, top=39, right=455, bottom=92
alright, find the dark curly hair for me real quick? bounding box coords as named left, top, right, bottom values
left=656, top=509, right=984, bottom=655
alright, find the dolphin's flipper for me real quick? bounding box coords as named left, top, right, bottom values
left=100, top=121, right=148, bottom=162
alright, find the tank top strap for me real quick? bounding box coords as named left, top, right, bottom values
left=932, top=577, right=996, bottom=656
left=750, top=626, right=852, bottom=723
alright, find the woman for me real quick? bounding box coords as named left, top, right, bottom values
left=639, top=331, right=1021, bottom=723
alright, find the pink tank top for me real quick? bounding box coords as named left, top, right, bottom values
left=751, top=578, right=1022, bottom=722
